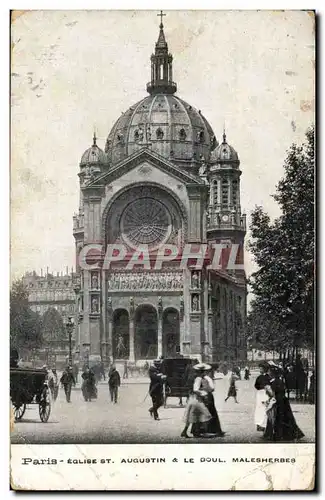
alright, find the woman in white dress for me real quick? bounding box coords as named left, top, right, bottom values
left=254, top=362, right=270, bottom=431
left=181, top=363, right=225, bottom=438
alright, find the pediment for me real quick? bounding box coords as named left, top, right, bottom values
left=83, top=148, right=205, bottom=189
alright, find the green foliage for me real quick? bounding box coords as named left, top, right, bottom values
left=10, top=279, right=43, bottom=349
left=248, top=127, right=315, bottom=352
left=42, top=307, right=66, bottom=342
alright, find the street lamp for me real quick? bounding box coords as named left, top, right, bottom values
left=66, top=316, right=74, bottom=366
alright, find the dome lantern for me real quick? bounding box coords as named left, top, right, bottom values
left=146, top=11, right=177, bottom=96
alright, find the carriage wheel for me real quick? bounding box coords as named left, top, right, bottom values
left=14, top=403, right=26, bottom=421
left=39, top=386, right=51, bottom=423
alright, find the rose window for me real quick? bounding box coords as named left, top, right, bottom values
left=121, top=198, right=172, bottom=249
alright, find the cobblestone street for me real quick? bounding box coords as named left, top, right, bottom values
left=11, top=371, right=315, bottom=445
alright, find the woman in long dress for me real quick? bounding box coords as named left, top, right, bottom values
left=263, top=365, right=304, bottom=442
left=225, top=369, right=239, bottom=403
left=254, top=362, right=270, bottom=431
left=181, top=363, right=224, bottom=438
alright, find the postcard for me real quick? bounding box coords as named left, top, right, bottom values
left=10, top=9, right=315, bottom=491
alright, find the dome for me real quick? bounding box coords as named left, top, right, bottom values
left=213, top=132, right=239, bottom=163
left=80, top=134, right=107, bottom=166
left=105, top=94, right=217, bottom=166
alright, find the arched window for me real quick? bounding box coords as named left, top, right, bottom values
left=199, top=131, right=205, bottom=143
left=222, top=179, right=229, bottom=206
left=156, top=128, right=164, bottom=140
left=179, top=128, right=186, bottom=141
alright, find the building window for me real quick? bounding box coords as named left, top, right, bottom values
left=197, top=130, right=205, bottom=143
left=156, top=128, right=164, bottom=140
left=213, top=180, right=218, bottom=205
left=222, top=179, right=228, bottom=206
left=232, top=180, right=238, bottom=206
left=179, top=128, right=186, bottom=141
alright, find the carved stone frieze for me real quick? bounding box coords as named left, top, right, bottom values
left=107, top=271, right=183, bottom=291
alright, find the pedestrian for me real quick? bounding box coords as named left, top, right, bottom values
left=308, top=369, right=315, bottom=404
left=143, top=360, right=149, bottom=376
left=148, top=360, right=166, bottom=420
left=254, top=362, right=270, bottom=431
left=181, top=383, right=211, bottom=437
left=46, top=368, right=56, bottom=400
left=52, top=368, right=59, bottom=401
left=190, top=363, right=225, bottom=438
left=263, top=364, right=304, bottom=442
left=244, top=366, right=250, bottom=380
left=225, top=369, right=239, bottom=403
left=123, top=360, right=128, bottom=379
left=108, top=365, right=121, bottom=403
left=60, top=365, right=76, bottom=403
left=81, top=366, right=97, bottom=402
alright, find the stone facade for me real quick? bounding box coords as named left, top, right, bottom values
left=23, top=271, right=76, bottom=321
left=73, top=19, right=247, bottom=365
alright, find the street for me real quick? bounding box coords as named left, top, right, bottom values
left=11, top=371, right=315, bottom=444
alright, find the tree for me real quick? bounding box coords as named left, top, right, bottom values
left=10, top=279, right=43, bottom=350
left=248, top=127, right=314, bottom=354
left=42, top=307, right=66, bottom=343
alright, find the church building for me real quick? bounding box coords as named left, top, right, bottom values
left=73, top=14, right=247, bottom=365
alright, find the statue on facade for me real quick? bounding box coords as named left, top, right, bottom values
left=105, top=138, right=111, bottom=153
left=116, top=335, right=126, bottom=358
left=199, top=160, right=207, bottom=177
left=91, top=297, right=99, bottom=313
left=91, top=274, right=99, bottom=289
left=192, top=271, right=200, bottom=289
left=130, top=297, right=134, bottom=315
left=192, top=295, right=199, bottom=311
left=138, top=127, right=144, bottom=142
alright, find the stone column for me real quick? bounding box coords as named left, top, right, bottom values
left=107, top=317, right=113, bottom=362
left=157, top=318, right=163, bottom=358
left=129, top=319, right=135, bottom=362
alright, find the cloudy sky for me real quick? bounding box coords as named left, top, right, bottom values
left=11, top=10, right=315, bottom=281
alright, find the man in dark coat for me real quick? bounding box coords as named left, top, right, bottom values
left=148, top=360, right=166, bottom=420
left=108, top=365, right=121, bottom=403
left=81, top=366, right=97, bottom=402
left=60, top=365, right=76, bottom=403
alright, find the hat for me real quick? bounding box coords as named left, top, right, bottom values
left=193, top=363, right=211, bottom=371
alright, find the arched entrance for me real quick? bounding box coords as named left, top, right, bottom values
left=135, top=305, right=158, bottom=360
left=112, top=309, right=130, bottom=359
left=162, top=308, right=180, bottom=358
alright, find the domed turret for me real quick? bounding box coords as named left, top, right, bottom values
left=213, top=131, right=239, bottom=165
left=80, top=133, right=107, bottom=167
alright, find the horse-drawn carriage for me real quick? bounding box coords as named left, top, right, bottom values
left=10, top=366, right=52, bottom=422
left=161, top=357, right=199, bottom=408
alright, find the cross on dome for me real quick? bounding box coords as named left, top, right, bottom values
left=157, top=10, right=166, bottom=28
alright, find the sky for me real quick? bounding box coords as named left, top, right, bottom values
left=10, top=10, right=315, bottom=281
